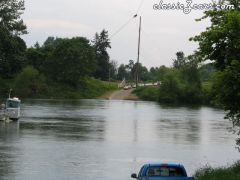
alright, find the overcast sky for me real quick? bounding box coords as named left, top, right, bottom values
left=22, top=0, right=212, bottom=68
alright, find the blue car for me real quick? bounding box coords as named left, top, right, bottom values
left=131, top=163, right=194, bottom=180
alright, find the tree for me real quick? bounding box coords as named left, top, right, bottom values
left=44, top=37, right=96, bottom=87
left=0, top=0, right=27, bottom=78
left=26, top=47, right=46, bottom=72
left=0, top=27, right=26, bottom=78
left=158, top=69, right=182, bottom=103
left=126, top=60, right=135, bottom=80
left=43, top=37, right=56, bottom=47
left=158, top=53, right=202, bottom=104
left=0, top=0, right=27, bottom=35
left=172, top=51, right=186, bottom=69
left=117, top=64, right=127, bottom=80
left=109, top=60, right=118, bottom=80
left=191, top=1, right=240, bottom=147
left=14, top=66, right=46, bottom=97
left=92, top=29, right=111, bottom=80
left=179, top=57, right=202, bottom=103
left=155, top=65, right=169, bottom=81
left=137, top=63, right=149, bottom=81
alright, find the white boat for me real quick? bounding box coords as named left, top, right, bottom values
left=0, top=94, right=21, bottom=121
left=5, top=97, right=21, bottom=120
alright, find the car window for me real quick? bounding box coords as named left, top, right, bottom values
left=146, top=166, right=186, bottom=177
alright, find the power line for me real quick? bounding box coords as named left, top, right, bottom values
left=109, top=0, right=145, bottom=39
left=109, top=15, right=136, bottom=39
left=136, top=0, right=145, bottom=14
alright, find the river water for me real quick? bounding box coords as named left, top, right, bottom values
left=0, top=99, right=239, bottom=180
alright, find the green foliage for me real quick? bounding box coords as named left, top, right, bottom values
left=44, top=37, right=96, bottom=87
left=134, top=87, right=159, bottom=101
left=201, top=82, right=214, bottom=105
left=0, top=77, right=9, bottom=97
left=0, top=0, right=27, bottom=35
left=93, top=29, right=111, bottom=80
left=117, top=64, right=127, bottom=80
left=191, top=7, right=240, bottom=69
left=116, top=60, right=150, bottom=82
left=194, top=161, right=240, bottom=180
left=0, top=0, right=27, bottom=79
left=134, top=63, right=150, bottom=81
left=0, top=28, right=26, bottom=79
left=213, top=60, right=240, bottom=146
left=199, top=63, right=215, bottom=82
left=158, top=69, right=182, bottom=103
left=158, top=55, right=202, bottom=104
left=191, top=1, right=240, bottom=147
left=109, top=60, right=118, bottom=80
left=79, top=78, right=117, bottom=98
left=172, top=51, right=186, bottom=69
left=14, top=66, right=46, bottom=97
left=149, top=65, right=169, bottom=81
left=26, top=47, right=46, bottom=72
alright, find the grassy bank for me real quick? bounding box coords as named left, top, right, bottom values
left=0, top=77, right=118, bottom=99
left=133, top=87, right=159, bottom=101
left=194, top=161, right=240, bottom=180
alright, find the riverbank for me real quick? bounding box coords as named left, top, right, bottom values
left=133, top=86, right=159, bottom=101
left=194, top=161, right=240, bottom=180
left=99, top=88, right=139, bottom=100
left=0, top=78, right=118, bottom=99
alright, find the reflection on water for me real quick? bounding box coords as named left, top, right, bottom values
left=0, top=99, right=239, bottom=180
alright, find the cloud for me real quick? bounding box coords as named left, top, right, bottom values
left=25, top=19, right=94, bottom=33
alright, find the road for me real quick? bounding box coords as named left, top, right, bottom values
left=109, top=89, right=135, bottom=100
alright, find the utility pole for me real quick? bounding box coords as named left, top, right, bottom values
left=136, top=16, right=142, bottom=88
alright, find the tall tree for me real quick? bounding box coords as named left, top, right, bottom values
left=44, top=37, right=96, bottom=87
left=109, top=60, right=118, bottom=80
left=0, top=0, right=27, bottom=78
left=117, top=64, right=127, bottom=80
left=191, top=1, right=240, bottom=147
left=126, top=60, right=135, bottom=80
left=172, top=51, right=186, bottom=69
left=92, top=29, right=111, bottom=80
left=0, top=0, right=27, bottom=35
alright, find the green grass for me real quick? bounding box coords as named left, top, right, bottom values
left=43, top=78, right=118, bottom=99
left=194, top=161, right=240, bottom=180
left=79, top=78, right=118, bottom=99
left=1, top=77, right=118, bottom=99
left=133, top=87, right=159, bottom=101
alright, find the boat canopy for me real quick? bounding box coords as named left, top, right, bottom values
left=6, top=98, right=21, bottom=108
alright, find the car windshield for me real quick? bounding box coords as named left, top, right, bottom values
left=6, top=100, right=20, bottom=108
left=146, top=166, right=186, bottom=177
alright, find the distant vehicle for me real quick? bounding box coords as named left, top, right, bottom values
left=131, top=163, right=194, bottom=180
left=123, top=85, right=131, bottom=90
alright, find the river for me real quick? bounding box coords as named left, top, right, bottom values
left=0, top=99, right=239, bottom=180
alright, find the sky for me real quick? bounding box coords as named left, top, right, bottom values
left=21, top=0, right=212, bottom=68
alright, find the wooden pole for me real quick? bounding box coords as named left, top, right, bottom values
left=136, top=16, right=141, bottom=88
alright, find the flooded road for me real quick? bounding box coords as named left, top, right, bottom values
left=0, top=99, right=239, bottom=180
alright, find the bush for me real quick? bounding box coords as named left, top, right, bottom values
left=79, top=78, right=117, bottom=98
left=194, top=161, right=240, bottom=180
left=134, top=87, right=159, bottom=101
left=14, top=66, right=46, bottom=97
